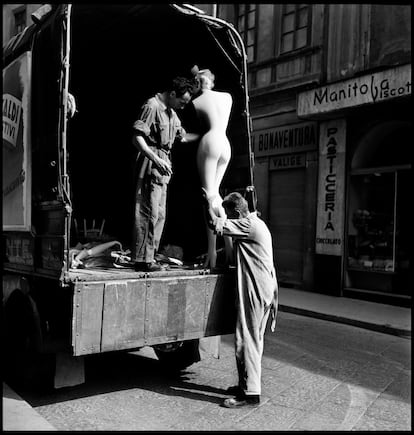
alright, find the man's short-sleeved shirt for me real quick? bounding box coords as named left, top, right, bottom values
left=133, top=93, right=186, bottom=151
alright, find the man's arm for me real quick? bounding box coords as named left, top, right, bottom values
left=132, top=134, right=172, bottom=176
left=181, top=132, right=201, bottom=143
left=201, top=188, right=250, bottom=238
left=176, top=119, right=200, bottom=144
left=132, top=101, right=172, bottom=176
left=270, top=279, right=278, bottom=332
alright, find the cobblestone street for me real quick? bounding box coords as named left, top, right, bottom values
left=13, top=311, right=411, bottom=431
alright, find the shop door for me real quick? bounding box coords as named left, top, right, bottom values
left=268, top=168, right=306, bottom=286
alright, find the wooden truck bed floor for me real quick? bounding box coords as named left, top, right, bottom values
left=64, top=265, right=217, bottom=283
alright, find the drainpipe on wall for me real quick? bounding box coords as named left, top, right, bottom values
left=211, top=4, right=217, bottom=17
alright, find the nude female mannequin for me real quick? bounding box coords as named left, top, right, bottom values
left=191, top=66, right=233, bottom=268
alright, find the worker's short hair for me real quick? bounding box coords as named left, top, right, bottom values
left=222, top=192, right=249, bottom=216
left=168, top=76, right=194, bottom=97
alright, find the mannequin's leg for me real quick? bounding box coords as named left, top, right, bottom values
left=198, top=153, right=220, bottom=269
left=223, top=236, right=233, bottom=265
left=215, top=157, right=230, bottom=192
left=213, top=196, right=233, bottom=266
left=204, top=226, right=217, bottom=269
left=197, top=153, right=218, bottom=198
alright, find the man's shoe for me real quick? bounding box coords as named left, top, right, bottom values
left=226, top=385, right=244, bottom=396
left=222, top=395, right=260, bottom=408
left=134, top=262, right=165, bottom=272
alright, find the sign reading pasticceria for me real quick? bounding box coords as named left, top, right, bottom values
left=315, top=119, right=346, bottom=256
left=252, top=121, right=318, bottom=157
left=298, top=64, right=411, bottom=117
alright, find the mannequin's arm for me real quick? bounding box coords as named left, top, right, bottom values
left=181, top=132, right=200, bottom=143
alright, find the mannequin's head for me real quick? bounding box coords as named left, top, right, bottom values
left=191, top=65, right=215, bottom=91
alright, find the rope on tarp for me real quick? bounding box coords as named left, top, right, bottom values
left=204, top=26, right=242, bottom=75
left=56, top=4, right=72, bottom=211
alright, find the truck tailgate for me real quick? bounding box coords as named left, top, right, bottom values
left=71, top=270, right=236, bottom=356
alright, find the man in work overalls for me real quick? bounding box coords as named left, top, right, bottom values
left=132, top=77, right=194, bottom=272
left=205, top=190, right=278, bottom=408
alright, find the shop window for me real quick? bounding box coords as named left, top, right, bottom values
left=14, top=7, right=27, bottom=35
left=347, top=171, right=396, bottom=273
left=236, top=4, right=257, bottom=63
left=280, top=4, right=310, bottom=54
left=346, top=167, right=410, bottom=295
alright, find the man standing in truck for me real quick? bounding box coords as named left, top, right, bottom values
left=204, top=190, right=278, bottom=408
left=131, top=77, right=196, bottom=272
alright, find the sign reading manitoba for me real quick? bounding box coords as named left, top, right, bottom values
left=298, top=64, right=411, bottom=117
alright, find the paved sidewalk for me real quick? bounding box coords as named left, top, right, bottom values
left=3, top=286, right=411, bottom=431
left=278, top=287, right=411, bottom=338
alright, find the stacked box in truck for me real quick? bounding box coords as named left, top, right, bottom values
left=2, top=4, right=256, bottom=389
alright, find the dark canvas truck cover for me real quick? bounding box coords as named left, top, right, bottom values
left=3, top=4, right=256, bottom=385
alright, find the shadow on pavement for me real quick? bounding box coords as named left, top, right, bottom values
left=12, top=350, right=230, bottom=408
left=11, top=312, right=411, bottom=408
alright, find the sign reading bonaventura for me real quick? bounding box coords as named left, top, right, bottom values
left=298, top=64, right=411, bottom=116
left=252, top=121, right=317, bottom=157
left=3, top=52, right=32, bottom=231
left=315, top=119, right=346, bottom=256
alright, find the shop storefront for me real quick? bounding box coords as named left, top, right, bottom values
left=252, top=111, right=319, bottom=289
left=345, top=117, right=411, bottom=305
left=298, top=63, right=411, bottom=305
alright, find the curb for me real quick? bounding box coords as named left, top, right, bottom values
left=279, top=305, right=411, bottom=339
left=2, top=383, right=56, bottom=431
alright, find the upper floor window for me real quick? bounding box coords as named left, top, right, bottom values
left=14, top=7, right=27, bottom=35
left=236, top=4, right=257, bottom=63
left=280, top=4, right=310, bottom=54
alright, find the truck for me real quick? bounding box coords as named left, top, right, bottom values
left=2, top=4, right=256, bottom=389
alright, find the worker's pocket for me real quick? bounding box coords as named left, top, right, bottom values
left=158, top=122, right=170, bottom=145
left=150, top=169, right=170, bottom=185
left=174, top=120, right=185, bottom=141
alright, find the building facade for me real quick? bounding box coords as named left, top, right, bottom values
left=215, top=4, right=411, bottom=306
left=3, top=4, right=42, bottom=43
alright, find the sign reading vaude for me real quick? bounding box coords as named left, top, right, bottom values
left=298, top=64, right=411, bottom=117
